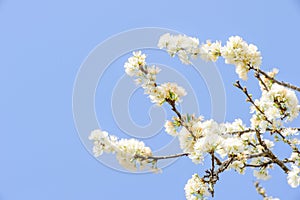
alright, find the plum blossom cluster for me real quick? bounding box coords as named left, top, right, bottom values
left=89, top=33, right=300, bottom=200
left=158, top=33, right=200, bottom=64
left=158, top=34, right=261, bottom=80
left=89, top=129, right=152, bottom=171
left=221, top=36, right=262, bottom=80
left=184, top=174, right=210, bottom=200
left=250, top=83, right=299, bottom=132
left=287, top=164, right=300, bottom=188
left=124, top=51, right=186, bottom=105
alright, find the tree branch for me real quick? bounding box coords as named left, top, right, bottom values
left=249, top=65, right=300, bottom=92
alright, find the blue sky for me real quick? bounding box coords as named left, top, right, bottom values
left=1, top=0, right=300, bottom=199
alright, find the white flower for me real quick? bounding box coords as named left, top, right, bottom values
left=116, top=138, right=152, bottom=171
left=282, top=128, right=299, bottom=137
left=89, top=129, right=153, bottom=171
left=150, top=82, right=187, bottom=105
left=287, top=164, right=300, bottom=188
left=157, top=33, right=171, bottom=49
left=259, top=68, right=279, bottom=91
left=88, top=129, right=117, bottom=157
left=250, top=83, right=299, bottom=131
left=185, top=174, right=210, bottom=200
left=164, top=120, right=177, bottom=136
left=178, top=127, right=195, bottom=153
left=158, top=33, right=200, bottom=64
left=228, top=160, right=246, bottom=174
left=220, top=137, right=244, bottom=156
left=253, top=168, right=271, bottom=180
left=199, top=40, right=222, bottom=62
left=192, top=120, right=223, bottom=161
left=290, top=152, right=300, bottom=166
left=235, top=64, right=249, bottom=81
left=221, top=36, right=262, bottom=80
left=124, top=51, right=147, bottom=77
left=220, top=118, right=246, bottom=133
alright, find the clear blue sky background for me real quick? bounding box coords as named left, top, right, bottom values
left=1, top=0, right=300, bottom=199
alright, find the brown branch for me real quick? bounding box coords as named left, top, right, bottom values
left=254, top=130, right=290, bottom=173
left=254, top=181, right=267, bottom=198
left=249, top=65, right=300, bottom=92
left=254, top=72, right=269, bottom=91
left=134, top=152, right=189, bottom=161
left=234, top=81, right=273, bottom=125
left=138, top=65, right=196, bottom=139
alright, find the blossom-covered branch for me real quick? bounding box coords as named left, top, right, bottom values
left=89, top=33, right=300, bottom=200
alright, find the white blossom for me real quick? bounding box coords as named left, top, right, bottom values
left=149, top=82, right=187, bottom=105
left=164, top=120, right=178, bottom=136
left=250, top=83, right=299, bottom=131
left=221, top=36, right=262, bottom=80
left=228, top=160, right=246, bottom=174
left=88, top=129, right=117, bottom=156
left=287, top=164, right=300, bottom=188
left=116, top=138, right=152, bottom=171
left=89, top=129, right=152, bottom=171
left=259, top=68, right=279, bottom=91
left=290, top=152, right=300, bottom=166
left=185, top=174, right=210, bottom=200
left=178, top=127, right=195, bottom=154
left=253, top=168, right=271, bottom=180
left=199, top=40, right=222, bottom=62
left=124, top=51, right=147, bottom=76
left=281, top=128, right=299, bottom=137
left=158, top=33, right=200, bottom=64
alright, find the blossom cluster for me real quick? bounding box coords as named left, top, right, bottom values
left=89, top=129, right=152, bottom=171
left=124, top=51, right=186, bottom=105
left=88, top=33, right=300, bottom=200
left=287, top=164, right=300, bottom=188
left=184, top=173, right=210, bottom=200
left=158, top=33, right=200, bottom=64
left=221, top=36, right=262, bottom=80
left=158, top=34, right=262, bottom=80
left=250, top=83, right=299, bottom=132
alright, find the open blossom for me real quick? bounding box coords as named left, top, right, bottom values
left=287, top=164, right=300, bottom=188
left=91, top=33, right=300, bottom=199
left=219, top=137, right=244, bottom=157
left=290, top=152, right=300, bottom=166
left=124, top=51, right=147, bottom=76
left=164, top=120, right=179, bottom=136
left=259, top=68, right=279, bottom=91
left=250, top=83, right=299, bottom=131
left=158, top=33, right=200, bottom=64
left=178, top=127, right=196, bottom=154
left=185, top=174, right=210, bottom=200
left=253, top=168, right=271, bottom=180
left=221, top=36, right=262, bottom=80
left=190, top=120, right=224, bottom=164
left=220, top=118, right=246, bottom=133
left=124, top=51, right=187, bottom=106
left=199, top=40, right=222, bottom=62
left=149, top=82, right=187, bottom=105
left=194, top=120, right=222, bottom=153
left=228, top=160, right=246, bottom=174
left=89, top=129, right=152, bottom=171
left=88, top=129, right=118, bottom=156
left=116, top=138, right=152, bottom=171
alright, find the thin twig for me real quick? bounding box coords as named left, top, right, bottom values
left=135, top=152, right=189, bottom=161
left=249, top=65, right=300, bottom=92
